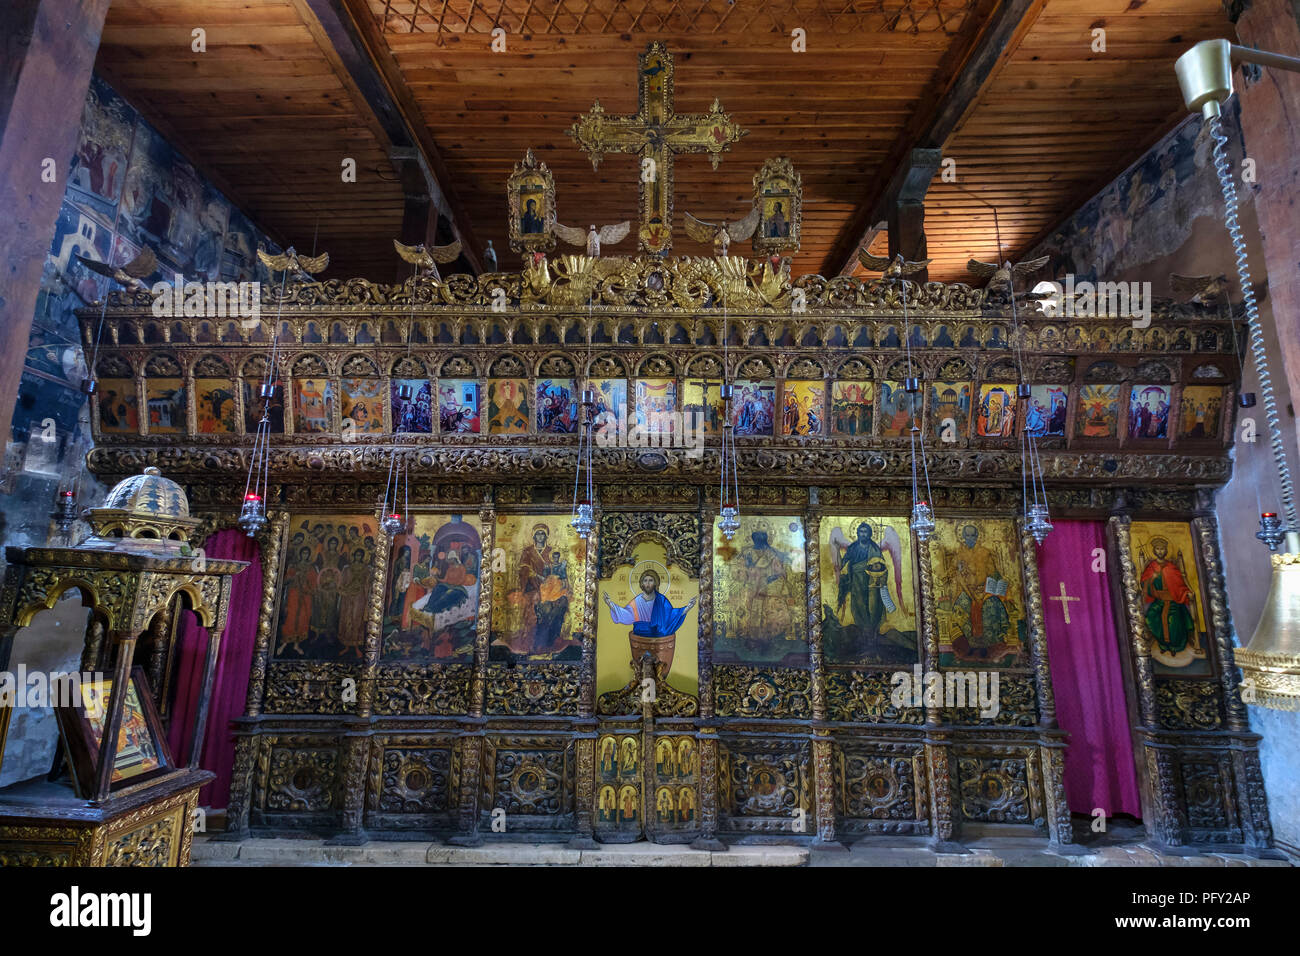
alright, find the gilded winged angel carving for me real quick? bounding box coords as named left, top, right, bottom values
left=75, top=246, right=158, bottom=293
left=257, top=245, right=330, bottom=279
left=393, top=238, right=463, bottom=281
left=1169, top=273, right=1231, bottom=306
left=553, top=221, right=631, bottom=258
left=966, top=255, right=1050, bottom=291
left=683, top=205, right=761, bottom=256
left=858, top=251, right=932, bottom=278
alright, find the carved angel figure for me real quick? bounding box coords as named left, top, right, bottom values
left=1169, top=273, right=1230, bottom=306
left=394, top=238, right=463, bottom=281
left=683, top=205, right=761, bottom=257
left=257, top=245, right=330, bottom=279
left=553, top=221, right=631, bottom=258
left=75, top=246, right=158, bottom=293
left=966, top=255, right=1050, bottom=291
left=858, top=251, right=932, bottom=278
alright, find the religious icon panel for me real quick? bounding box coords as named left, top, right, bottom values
left=275, top=515, right=378, bottom=661
left=713, top=515, right=807, bottom=666
left=1130, top=520, right=1211, bottom=675
left=488, top=378, right=530, bottom=434
left=729, top=380, right=775, bottom=437
left=820, top=516, right=919, bottom=666
left=928, top=518, right=1027, bottom=668
left=1027, top=385, right=1067, bottom=437
left=1075, top=384, right=1120, bottom=438
left=490, top=515, right=586, bottom=661
left=97, top=379, right=138, bottom=434
left=590, top=378, right=628, bottom=434
left=536, top=378, right=577, bottom=433
left=976, top=383, right=1017, bottom=437
left=597, top=539, right=699, bottom=700
left=383, top=514, right=483, bottom=662
left=830, top=381, right=874, bottom=437
left=1129, top=384, right=1171, bottom=439
left=392, top=378, right=433, bottom=433
left=878, top=382, right=920, bottom=438
left=438, top=379, right=480, bottom=433
left=341, top=378, right=384, bottom=434
left=781, top=380, right=824, bottom=436
left=1178, top=385, right=1225, bottom=440
left=242, top=376, right=284, bottom=434
left=682, top=379, right=724, bottom=435
left=929, top=382, right=971, bottom=442
left=635, top=378, right=677, bottom=433
left=293, top=378, right=333, bottom=433
left=194, top=378, right=236, bottom=434
left=145, top=378, right=185, bottom=434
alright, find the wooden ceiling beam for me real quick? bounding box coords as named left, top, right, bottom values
left=824, top=0, right=1046, bottom=277
left=297, top=0, right=483, bottom=271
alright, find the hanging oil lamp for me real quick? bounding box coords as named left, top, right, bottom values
left=571, top=385, right=597, bottom=539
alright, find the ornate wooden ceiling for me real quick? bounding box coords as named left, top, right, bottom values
left=92, top=0, right=1233, bottom=283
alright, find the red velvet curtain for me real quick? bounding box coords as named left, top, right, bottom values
left=1036, top=520, right=1143, bottom=818
left=166, top=529, right=263, bottom=809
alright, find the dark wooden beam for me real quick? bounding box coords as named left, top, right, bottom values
left=0, top=0, right=111, bottom=449
left=297, top=0, right=483, bottom=273
left=825, top=0, right=1045, bottom=276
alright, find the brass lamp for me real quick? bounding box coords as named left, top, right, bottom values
left=1237, top=550, right=1300, bottom=710
left=1176, top=39, right=1300, bottom=709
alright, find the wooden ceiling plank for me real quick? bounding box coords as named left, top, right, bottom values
left=824, top=0, right=1045, bottom=275
left=308, top=0, right=485, bottom=269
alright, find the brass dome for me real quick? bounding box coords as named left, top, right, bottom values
left=101, top=466, right=191, bottom=521
left=85, top=466, right=199, bottom=550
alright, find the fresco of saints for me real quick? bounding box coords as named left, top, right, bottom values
left=598, top=786, right=616, bottom=822
left=1138, top=535, right=1203, bottom=667
left=274, top=517, right=375, bottom=660
left=678, top=787, right=695, bottom=822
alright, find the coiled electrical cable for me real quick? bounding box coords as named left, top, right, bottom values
left=1208, top=113, right=1297, bottom=530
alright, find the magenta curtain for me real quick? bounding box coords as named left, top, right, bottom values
left=1036, top=520, right=1142, bottom=818
left=166, top=530, right=263, bottom=809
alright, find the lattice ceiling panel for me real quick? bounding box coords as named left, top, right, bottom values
left=370, top=0, right=977, bottom=36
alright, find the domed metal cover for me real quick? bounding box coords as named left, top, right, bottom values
left=102, top=466, right=190, bottom=520
left=85, top=466, right=199, bottom=551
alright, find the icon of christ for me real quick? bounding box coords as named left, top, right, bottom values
left=603, top=568, right=695, bottom=639
left=603, top=566, right=695, bottom=678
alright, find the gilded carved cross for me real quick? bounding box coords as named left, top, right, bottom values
left=567, top=41, right=747, bottom=255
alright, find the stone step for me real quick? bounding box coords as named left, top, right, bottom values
left=191, top=837, right=808, bottom=867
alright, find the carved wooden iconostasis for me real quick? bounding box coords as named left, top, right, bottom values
left=74, top=282, right=1271, bottom=853
left=71, top=42, right=1272, bottom=855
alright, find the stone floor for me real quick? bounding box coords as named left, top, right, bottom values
left=191, top=834, right=1294, bottom=867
